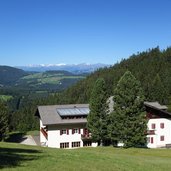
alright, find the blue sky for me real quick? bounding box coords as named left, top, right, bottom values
left=0, top=0, right=171, bottom=66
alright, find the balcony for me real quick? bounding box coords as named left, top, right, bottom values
left=147, top=130, right=155, bottom=135
left=81, top=134, right=92, bottom=140
left=41, top=127, right=48, bottom=139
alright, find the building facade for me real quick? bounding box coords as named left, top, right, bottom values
left=145, top=102, right=171, bottom=148
left=36, top=104, right=97, bottom=148
left=36, top=102, right=171, bottom=149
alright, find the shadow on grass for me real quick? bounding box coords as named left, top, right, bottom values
left=5, top=132, right=26, bottom=143
left=0, top=147, right=41, bottom=169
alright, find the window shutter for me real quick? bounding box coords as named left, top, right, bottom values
left=151, top=124, right=155, bottom=129
left=160, top=123, right=164, bottom=129
left=79, top=128, right=80, bottom=134
left=67, top=129, right=69, bottom=135
left=60, top=130, right=62, bottom=135
left=151, top=137, right=153, bottom=144
left=160, top=136, right=164, bottom=141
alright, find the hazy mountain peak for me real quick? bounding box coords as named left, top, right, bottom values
left=16, top=63, right=110, bottom=74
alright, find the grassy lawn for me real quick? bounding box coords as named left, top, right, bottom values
left=26, top=130, right=39, bottom=136
left=0, top=95, right=13, bottom=102
left=1, top=142, right=171, bottom=171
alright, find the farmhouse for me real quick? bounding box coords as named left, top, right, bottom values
left=36, top=102, right=171, bottom=149
left=145, top=102, right=171, bottom=148
left=36, top=104, right=97, bottom=148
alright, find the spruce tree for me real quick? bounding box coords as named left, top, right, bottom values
left=0, top=101, right=8, bottom=141
left=87, top=78, right=108, bottom=145
left=150, top=74, right=168, bottom=104
left=109, top=71, right=147, bottom=147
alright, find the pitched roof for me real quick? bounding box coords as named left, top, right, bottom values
left=37, top=104, right=89, bottom=126
left=144, top=102, right=168, bottom=110
left=144, top=101, right=171, bottom=117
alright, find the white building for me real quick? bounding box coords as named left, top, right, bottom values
left=36, top=104, right=98, bottom=148
left=145, top=102, right=171, bottom=148
left=36, top=102, right=171, bottom=149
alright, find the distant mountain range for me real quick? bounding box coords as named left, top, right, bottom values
left=16, top=63, right=110, bottom=74
left=0, top=63, right=110, bottom=92
left=0, top=65, right=87, bottom=91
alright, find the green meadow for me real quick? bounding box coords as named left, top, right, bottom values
left=21, top=72, right=85, bottom=85
left=0, top=95, right=13, bottom=102
left=1, top=142, right=171, bottom=171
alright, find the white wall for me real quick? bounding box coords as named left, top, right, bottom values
left=147, top=118, right=171, bottom=148
left=40, top=119, right=48, bottom=146
left=40, top=122, right=98, bottom=149
left=47, top=124, right=87, bottom=148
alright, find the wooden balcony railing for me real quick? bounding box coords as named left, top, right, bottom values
left=81, top=134, right=91, bottom=140
left=147, top=130, right=155, bottom=135
left=41, top=128, right=48, bottom=139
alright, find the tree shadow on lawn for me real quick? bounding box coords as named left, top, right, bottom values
left=0, top=147, right=42, bottom=169
left=5, top=132, right=27, bottom=143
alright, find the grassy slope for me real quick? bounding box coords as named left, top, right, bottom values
left=1, top=142, right=171, bottom=171
left=20, top=72, right=85, bottom=85
left=0, top=95, right=13, bottom=102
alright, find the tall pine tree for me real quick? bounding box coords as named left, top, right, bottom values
left=149, top=74, right=169, bottom=104
left=109, top=71, right=147, bottom=147
left=87, top=78, right=109, bottom=146
left=0, top=101, right=8, bottom=141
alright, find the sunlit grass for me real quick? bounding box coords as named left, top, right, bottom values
left=1, top=142, right=171, bottom=171
left=0, top=95, right=13, bottom=101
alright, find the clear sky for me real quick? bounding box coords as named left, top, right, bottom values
left=0, top=0, right=171, bottom=66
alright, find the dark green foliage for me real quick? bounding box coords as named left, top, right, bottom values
left=10, top=98, right=39, bottom=132
left=2, top=46, right=171, bottom=133
left=109, top=71, right=147, bottom=147
left=0, top=101, right=8, bottom=140
left=87, top=78, right=109, bottom=145
left=0, top=66, right=28, bottom=85
left=54, top=47, right=171, bottom=105
left=149, top=74, right=169, bottom=104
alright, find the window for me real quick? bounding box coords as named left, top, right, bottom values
left=72, top=128, right=80, bottom=134
left=83, top=141, right=92, bottom=147
left=74, top=128, right=79, bottom=133
left=83, top=128, right=89, bottom=137
left=62, top=129, right=66, bottom=134
left=151, top=123, right=156, bottom=129
left=160, top=123, right=164, bottom=129
left=160, top=136, right=164, bottom=141
left=60, top=142, right=69, bottom=148
left=60, top=129, right=69, bottom=135
left=72, top=141, right=80, bottom=147
left=151, top=137, right=154, bottom=144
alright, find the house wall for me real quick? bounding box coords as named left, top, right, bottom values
left=46, top=124, right=97, bottom=148
left=40, top=119, right=48, bottom=146
left=147, top=118, right=171, bottom=148
left=40, top=117, right=171, bottom=149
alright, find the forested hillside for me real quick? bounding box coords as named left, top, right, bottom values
left=3, top=47, right=171, bottom=133
left=0, top=66, right=28, bottom=86
left=47, top=47, right=171, bottom=105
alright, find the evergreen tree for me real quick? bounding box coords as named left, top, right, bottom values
left=150, top=74, right=169, bottom=104
left=0, top=101, right=8, bottom=141
left=87, top=78, right=109, bottom=145
left=109, top=71, right=147, bottom=147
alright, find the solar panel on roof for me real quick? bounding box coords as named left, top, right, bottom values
left=57, top=107, right=90, bottom=116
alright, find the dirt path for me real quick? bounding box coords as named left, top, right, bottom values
left=20, top=135, right=37, bottom=146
